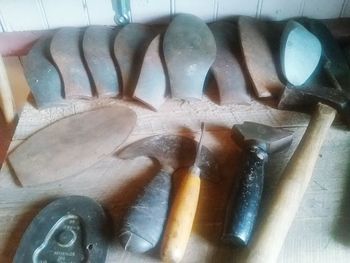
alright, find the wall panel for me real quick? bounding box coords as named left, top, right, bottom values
left=302, top=0, right=344, bottom=19
left=175, top=0, right=216, bottom=21
left=341, top=0, right=350, bottom=17
left=130, top=0, right=171, bottom=23
left=0, top=0, right=47, bottom=31
left=85, top=0, right=115, bottom=25
left=260, top=0, right=304, bottom=20
left=41, top=0, right=88, bottom=28
left=217, top=0, right=259, bottom=18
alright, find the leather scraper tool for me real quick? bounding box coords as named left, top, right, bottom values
left=133, top=34, right=167, bottom=111
left=50, top=27, right=93, bottom=99
left=209, top=21, right=251, bottom=105
left=163, top=14, right=216, bottom=100
left=244, top=21, right=350, bottom=263
left=82, top=25, right=120, bottom=98
left=116, top=129, right=220, bottom=258
left=8, top=106, right=136, bottom=186
left=22, top=34, right=66, bottom=108
left=14, top=196, right=108, bottom=263
left=114, top=23, right=155, bottom=98
left=222, top=122, right=293, bottom=246
left=239, top=16, right=284, bottom=99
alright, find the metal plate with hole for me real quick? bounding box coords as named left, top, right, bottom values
left=14, top=196, right=109, bottom=263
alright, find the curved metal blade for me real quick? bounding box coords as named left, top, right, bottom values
left=163, top=14, right=216, bottom=100
left=83, top=26, right=120, bottom=97
left=232, top=122, right=293, bottom=154
left=239, top=16, right=283, bottom=98
left=22, top=35, right=66, bottom=108
left=14, top=196, right=108, bottom=263
left=117, top=134, right=220, bottom=181
left=210, top=21, right=251, bottom=105
left=280, top=21, right=322, bottom=86
left=114, top=23, right=155, bottom=98
left=50, top=27, right=93, bottom=99
left=133, top=34, right=167, bottom=111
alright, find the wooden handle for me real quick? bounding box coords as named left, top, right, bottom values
left=0, top=55, right=15, bottom=123
left=244, top=103, right=336, bottom=263
left=161, top=166, right=201, bottom=263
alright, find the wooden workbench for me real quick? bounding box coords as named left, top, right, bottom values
left=1, top=91, right=350, bottom=262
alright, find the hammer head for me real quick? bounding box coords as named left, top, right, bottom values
left=280, top=20, right=322, bottom=86
left=279, top=20, right=350, bottom=126
left=232, top=122, right=293, bottom=154
left=116, top=135, right=220, bottom=181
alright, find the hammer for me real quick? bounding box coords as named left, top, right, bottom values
left=116, top=133, right=219, bottom=256
left=244, top=21, right=350, bottom=262
left=222, top=122, right=293, bottom=246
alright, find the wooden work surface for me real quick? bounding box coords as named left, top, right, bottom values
left=1, top=94, right=350, bottom=263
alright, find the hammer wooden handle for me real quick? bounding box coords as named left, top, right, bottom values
left=244, top=103, right=336, bottom=263
left=161, top=166, right=201, bottom=263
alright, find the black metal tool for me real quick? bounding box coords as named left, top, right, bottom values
left=222, top=122, right=293, bottom=246
left=14, top=196, right=109, bottom=263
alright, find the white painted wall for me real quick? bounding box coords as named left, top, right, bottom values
left=0, top=0, right=349, bottom=32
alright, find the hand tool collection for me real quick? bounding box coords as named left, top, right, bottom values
left=12, top=12, right=350, bottom=263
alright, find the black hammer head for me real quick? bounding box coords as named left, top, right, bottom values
left=232, top=122, right=293, bottom=154
left=116, top=135, right=220, bottom=181
left=279, top=20, right=350, bottom=126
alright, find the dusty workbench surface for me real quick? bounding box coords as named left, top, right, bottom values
left=1, top=96, right=350, bottom=263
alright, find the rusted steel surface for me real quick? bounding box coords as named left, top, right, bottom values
left=163, top=14, right=216, bottom=101
left=239, top=17, right=283, bottom=99
left=22, top=35, right=66, bottom=108
left=210, top=21, right=251, bottom=105
left=50, top=28, right=93, bottom=99
left=114, top=24, right=155, bottom=98
left=83, top=26, right=120, bottom=98
left=134, top=34, right=167, bottom=111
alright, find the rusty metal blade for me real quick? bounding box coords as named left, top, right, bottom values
left=8, top=106, right=136, bottom=186
left=134, top=34, right=167, bottom=111
left=239, top=16, right=283, bottom=98
left=50, top=27, right=93, bottom=99
left=117, top=134, right=220, bottom=181
left=210, top=21, right=251, bottom=105
left=114, top=23, right=155, bottom=98
left=22, top=35, right=66, bottom=108
left=83, top=26, right=120, bottom=98
left=163, top=14, right=216, bottom=100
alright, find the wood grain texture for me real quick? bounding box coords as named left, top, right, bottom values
left=0, top=80, right=350, bottom=262
left=0, top=55, right=15, bottom=123
left=244, top=103, right=337, bottom=263
left=161, top=167, right=201, bottom=263
left=8, top=106, right=136, bottom=186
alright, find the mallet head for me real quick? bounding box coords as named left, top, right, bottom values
left=232, top=122, right=293, bottom=154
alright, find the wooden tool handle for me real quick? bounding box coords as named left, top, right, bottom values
left=244, top=103, right=336, bottom=263
left=161, top=166, right=201, bottom=263
left=0, top=55, right=15, bottom=123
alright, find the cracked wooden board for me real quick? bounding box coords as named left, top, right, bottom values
left=1, top=95, right=350, bottom=262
